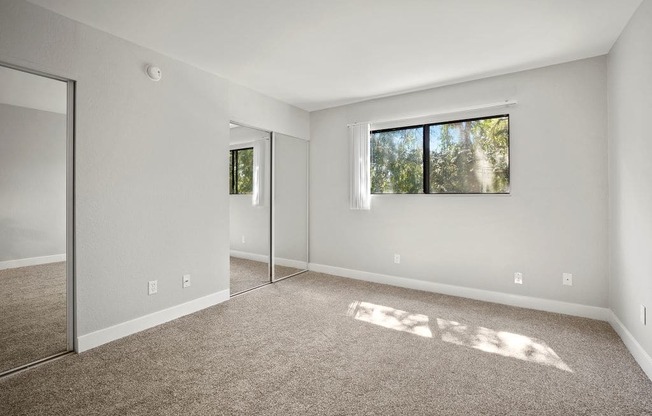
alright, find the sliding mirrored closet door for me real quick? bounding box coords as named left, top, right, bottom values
left=0, top=64, right=73, bottom=375
left=272, top=133, right=309, bottom=281
left=228, top=123, right=272, bottom=295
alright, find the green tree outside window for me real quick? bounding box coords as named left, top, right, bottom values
left=230, top=148, right=254, bottom=194
left=371, top=115, right=509, bottom=194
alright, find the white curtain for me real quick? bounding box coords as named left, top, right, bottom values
left=251, top=140, right=264, bottom=206
left=349, top=123, right=371, bottom=210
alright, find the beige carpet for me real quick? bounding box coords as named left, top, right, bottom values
left=0, top=262, right=67, bottom=374
left=1, top=272, right=651, bottom=415
left=274, top=264, right=304, bottom=280
left=230, top=257, right=304, bottom=295
left=230, top=257, right=270, bottom=294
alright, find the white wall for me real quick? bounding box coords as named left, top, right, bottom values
left=310, top=57, right=608, bottom=308
left=0, top=65, right=67, bottom=114
left=608, top=0, right=652, bottom=358
left=229, top=194, right=269, bottom=258
left=229, top=82, right=309, bottom=141
left=0, top=0, right=308, bottom=341
left=0, top=103, right=66, bottom=262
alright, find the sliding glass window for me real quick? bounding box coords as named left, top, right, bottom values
left=370, top=127, right=424, bottom=194
left=370, top=115, right=510, bottom=194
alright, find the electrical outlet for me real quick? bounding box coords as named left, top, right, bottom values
left=562, top=273, right=573, bottom=286
left=642, top=305, right=647, bottom=326
left=182, top=274, right=191, bottom=288
left=514, top=272, right=523, bottom=285
left=241, top=235, right=245, bottom=244
left=148, top=280, right=158, bottom=295
left=393, top=254, right=401, bottom=264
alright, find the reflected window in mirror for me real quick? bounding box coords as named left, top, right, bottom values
left=229, top=147, right=253, bottom=194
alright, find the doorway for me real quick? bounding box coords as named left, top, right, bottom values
left=0, top=63, right=75, bottom=376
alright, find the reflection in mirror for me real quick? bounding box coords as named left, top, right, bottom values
left=229, top=123, right=271, bottom=295
left=273, top=133, right=309, bottom=280
left=0, top=65, right=68, bottom=374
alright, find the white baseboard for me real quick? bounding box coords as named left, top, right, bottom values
left=275, top=257, right=308, bottom=269
left=76, top=290, right=230, bottom=352
left=230, top=250, right=268, bottom=263
left=0, top=254, right=66, bottom=270
left=308, top=263, right=610, bottom=321
left=230, top=250, right=307, bottom=270
left=609, top=311, right=652, bottom=381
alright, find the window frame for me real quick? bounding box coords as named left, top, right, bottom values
left=370, top=114, right=510, bottom=195
left=229, top=146, right=254, bottom=195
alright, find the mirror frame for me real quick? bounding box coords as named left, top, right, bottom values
left=0, top=61, right=76, bottom=376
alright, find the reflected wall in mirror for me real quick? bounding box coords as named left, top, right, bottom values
left=0, top=65, right=69, bottom=374
left=229, top=123, right=271, bottom=295
left=273, top=133, right=309, bottom=280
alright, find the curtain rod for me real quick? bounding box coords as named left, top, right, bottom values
left=348, top=100, right=518, bottom=127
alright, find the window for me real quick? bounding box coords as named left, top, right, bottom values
left=370, top=127, right=424, bottom=194
left=229, top=147, right=254, bottom=194
left=370, top=115, right=509, bottom=194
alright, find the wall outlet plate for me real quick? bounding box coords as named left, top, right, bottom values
left=514, top=272, right=523, bottom=284
left=148, top=280, right=158, bottom=295
left=562, top=273, right=573, bottom=286
left=182, top=274, right=191, bottom=288
left=393, top=254, right=400, bottom=264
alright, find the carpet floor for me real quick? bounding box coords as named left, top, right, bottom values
left=0, top=262, right=67, bottom=374
left=229, top=257, right=270, bottom=294
left=230, top=257, right=303, bottom=295
left=1, top=272, right=651, bottom=415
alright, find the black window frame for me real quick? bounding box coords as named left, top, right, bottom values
left=370, top=114, right=510, bottom=195
left=229, top=147, right=254, bottom=195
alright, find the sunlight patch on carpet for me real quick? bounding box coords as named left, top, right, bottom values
left=436, top=318, right=573, bottom=372
left=347, top=301, right=433, bottom=338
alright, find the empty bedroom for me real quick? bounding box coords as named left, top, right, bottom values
left=0, top=0, right=651, bottom=415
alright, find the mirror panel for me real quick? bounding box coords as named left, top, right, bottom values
left=229, top=124, right=271, bottom=295
left=0, top=65, right=69, bottom=373
left=273, top=133, right=308, bottom=280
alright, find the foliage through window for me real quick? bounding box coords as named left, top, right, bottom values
left=371, top=115, right=510, bottom=194
left=229, top=147, right=253, bottom=194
